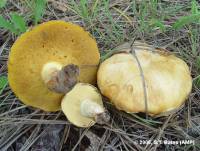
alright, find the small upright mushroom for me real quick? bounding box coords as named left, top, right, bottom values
left=61, top=83, right=109, bottom=127
left=97, top=41, right=192, bottom=115
left=8, top=21, right=100, bottom=111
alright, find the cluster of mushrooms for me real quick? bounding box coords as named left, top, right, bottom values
left=8, top=21, right=192, bottom=127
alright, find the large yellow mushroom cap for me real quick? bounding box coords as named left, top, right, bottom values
left=97, top=45, right=192, bottom=115
left=8, top=20, right=100, bottom=111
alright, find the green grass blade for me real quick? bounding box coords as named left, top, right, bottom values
left=172, top=13, right=200, bottom=30
left=150, top=19, right=166, bottom=31
left=194, top=75, right=200, bottom=88
left=0, top=15, right=18, bottom=34
left=0, top=76, right=8, bottom=95
left=191, top=0, right=199, bottom=14
left=10, top=13, right=27, bottom=33
left=33, top=0, right=46, bottom=25
left=80, top=0, right=89, bottom=19
left=196, top=56, right=200, bottom=69
left=130, top=113, right=162, bottom=125
left=91, top=0, right=99, bottom=17
left=0, top=0, right=7, bottom=8
left=69, top=0, right=80, bottom=14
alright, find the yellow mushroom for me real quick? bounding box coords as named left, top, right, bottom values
left=61, top=83, right=109, bottom=127
left=8, top=21, right=100, bottom=111
left=97, top=41, right=192, bottom=115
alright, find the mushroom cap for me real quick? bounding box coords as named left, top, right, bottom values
left=61, top=83, right=103, bottom=127
left=8, top=21, right=100, bottom=111
left=97, top=48, right=192, bottom=115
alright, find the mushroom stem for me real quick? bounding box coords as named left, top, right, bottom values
left=41, top=62, right=79, bottom=93
left=80, top=99, right=110, bottom=124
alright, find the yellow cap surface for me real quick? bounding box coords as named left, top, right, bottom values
left=8, top=21, right=100, bottom=111
left=97, top=48, right=192, bottom=115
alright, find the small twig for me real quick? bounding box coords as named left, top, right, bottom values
left=162, top=35, right=186, bottom=49
left=149, top=114, right=173, bottom=151
left=130, top=39, right=148, bottom=119
left=59, top=125, right=70, bottom=151
left=85, top=131, right=101, bottom=151
left=0, top=37, right=10, bottom=55
left=71, top=128, right=90, bottom=151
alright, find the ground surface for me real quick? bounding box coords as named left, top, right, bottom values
left=0, top=0, right=200, bottom=151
